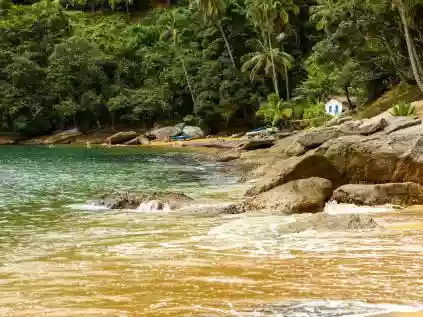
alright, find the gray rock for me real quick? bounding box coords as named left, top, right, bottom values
left=124, top=136, right=150, bottom=146
left=326, top=116, right=353, bottom=127
left=316, top=128, right=423, bottom=184
left=383, top=116, right=421, bottom=134
left=175, top=122, right=186, bottom=131
left=238, top=138, right=276, bottom=151
left=106, top=131, right=138, bottom=145
left=43, top=128, right=82, bottom=145
left=226, top=177, right=333, bottom=214
left=278, top=213, right=381, bottom=233
left=245, top=153, right=342, bottom=196
left=90, top=191, right=193, bottom=210
left=333, top=182, right=423, bottom=206
left=296, top=127, right=344, bottom=149
left=284, top=139, right=308, bottom=157
left=182, top=126, right=204, bottom=138
left=231, top=132, right=246, bottom=138
left=217, top=151, right=241, bottom=162
left=147, top=126, right=182, bottom=140
left=340, top=118, right=388, bottom=135
left=357, top=118, right=388, bottom=135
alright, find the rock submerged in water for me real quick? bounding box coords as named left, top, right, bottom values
left=90, top=191, right=193, bottom=210
left=278, top=213, right=381, bottom=233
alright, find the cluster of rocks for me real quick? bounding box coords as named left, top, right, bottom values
left=90, top=191, right=193, bottom=211
left=105, top=124, right=204, bottom=145
left=219, top=112, right=423, bottom=223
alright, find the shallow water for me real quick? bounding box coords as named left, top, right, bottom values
left=0, top=146, right=422, bottom=317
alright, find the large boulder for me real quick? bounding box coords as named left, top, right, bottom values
left=90, top=191, right=193, bottom=210
left=347, top=117, right=388, bottom=135
left=277, top=213, right=381, bottom=234
left=245, top=153, right=342, bottom=196
left=146, top=126, right=182, bottom=141
left=217, top=150, right=241, bottom=162
left=316, top=127, right=423, bottom=184
left=107, top=131, right=138, bottom=145
left=296, top=126, right=344, bottom=149
left=182, top=126, right=204, bottom=138
left=124, top=136, right=150, bottom=146
left=383, top=116, right=421, bottom=134
left=225, top=177, right=333, bottom=214
left=333, top=182, right=423, bottom=206
left=238, top=138, right=276, bottom=151
left=44, top=128, right=82, bottom=145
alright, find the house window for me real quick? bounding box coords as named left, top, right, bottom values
left=335, top=104, right=339, bottom=114
left=328, top=105, right=332, bottom=114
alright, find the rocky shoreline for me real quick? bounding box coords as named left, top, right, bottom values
left=8, top=110, right=423, bottom=232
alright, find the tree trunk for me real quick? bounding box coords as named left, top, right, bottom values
left=111, top=112, right=115, bottom=130
left=411, top=37, right=423, bottom=77
left=217, top=20, right=236, bottom=68
left=399, top=5, right=423, bottom=92
left=344, top=84, right=354, bottom=110
left=281, top=43, right=289, bottom=101
left=267, top=32, right=279, bottom=97
left=125, top=0, right=129, bottom=18
left=382, top=35, right=410, bottom=82
left=180, top=56, right=196, bottom=114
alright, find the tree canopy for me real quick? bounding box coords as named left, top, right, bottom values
left=1, top=0, right=423, bottom=135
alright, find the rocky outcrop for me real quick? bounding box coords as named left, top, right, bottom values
left=316, top=126, right=423, bottom=184
left=90, top=191, right=193, bottom=210
left=43, top=128, right=82, bottom=145
left=217, top=150, right=241, bottom=162
left=341, top=117, right=388, bottom=135
left=238, top=138, right=276, bottom=151
left=277, top=213, right=381, bottom=233
left=245, top=154, right=342, bottom=196
left=107, top=131, right=138, bottom=145
left=383, top=116, right=421, bottom=134
left=326, top=116, right=353, bottom=127
left=146, top=126, right=182, bottom=141
left=124, top=136, right=150, bottom=146
left=225, top=177, right=333, bottom=214
left=182, top=126, right=204, bottom=138
left=333, top=182, right=423, bottom=206
left=296, top=127, right=344, bottom=149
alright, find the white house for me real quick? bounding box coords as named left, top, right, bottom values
left=325, top=96, right=353, bottom=116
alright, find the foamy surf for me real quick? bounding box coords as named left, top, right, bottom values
left=325, top=201, right=395, bottom=215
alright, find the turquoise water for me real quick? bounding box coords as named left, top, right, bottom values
left=0, top=146, right=422, bottom=317
left=0, top=146, right=237, bottom=211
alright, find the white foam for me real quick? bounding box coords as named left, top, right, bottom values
left=136, top=201, right=171, bottom=212
left=325, top=201, right=395, bottom=215
left=68, top=203, right=110, bottom=211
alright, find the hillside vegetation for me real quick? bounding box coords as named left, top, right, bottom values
left=2, top=0, right=423, bottom=136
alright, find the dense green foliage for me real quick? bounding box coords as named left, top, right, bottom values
left=1, top=0, right=423, bottom=135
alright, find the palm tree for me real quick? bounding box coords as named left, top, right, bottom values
left=193, top=0, right=236, bottom=68
left=392, top=0, right=423, bottom=92
left=245, top=0, right=298, bottom=98
left=161, top=11, right=196, bottom=108
left=256, top=92, right=292, bottom=126
left=241, top=39, right=293, bottom=97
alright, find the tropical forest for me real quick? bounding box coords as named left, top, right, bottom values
left=1, top=0, right=423, bottom=135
